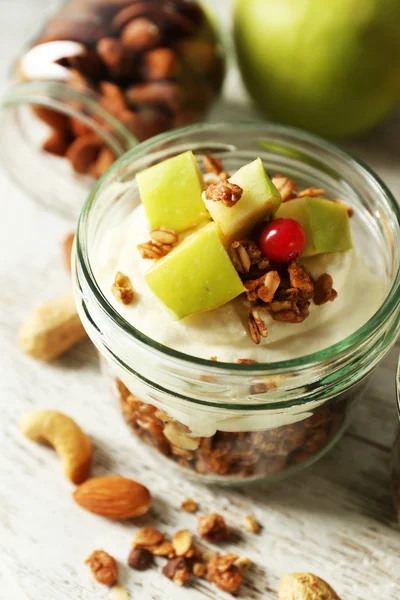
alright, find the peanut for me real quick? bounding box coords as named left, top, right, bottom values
left=18, top=292, right=86, bottom=361
left=279, top=573, right=341, bottom=600
left=20, top=410, right=92, bottom=484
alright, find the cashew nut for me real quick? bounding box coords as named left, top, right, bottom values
left=20, top=410, right=92, bottom=484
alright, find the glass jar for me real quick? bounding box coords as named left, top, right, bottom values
left=73, top=122, right=400, bottom=484
left=393, top=356, right=400, bottom=514
left=0, top=0, right=224, bottom=217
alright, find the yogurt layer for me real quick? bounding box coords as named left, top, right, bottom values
left=94, top=204, right=385, bottom=363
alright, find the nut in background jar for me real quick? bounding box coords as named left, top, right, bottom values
left=17, top=0, right=225, bottom=178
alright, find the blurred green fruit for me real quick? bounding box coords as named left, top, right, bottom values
left=234, top=0, right=400, bottom=138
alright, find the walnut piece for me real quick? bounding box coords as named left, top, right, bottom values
left=205, top=180, right=243, bottom=207
left=272, top=174, right=298, bottom=201
left=111, top=271, right=134, bottom=305
left=198, top=513, right=229, bottom=541
left=314, top=273, right=338, bottom=305
left=207, top=554, right=243, bottom=594
left=86, top=550, right=118, bottom=587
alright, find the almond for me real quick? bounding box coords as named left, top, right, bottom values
left=73, top=476, right=151, bottom=520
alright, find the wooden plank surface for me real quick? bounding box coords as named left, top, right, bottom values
left=1, top=1, right=400, bottom=599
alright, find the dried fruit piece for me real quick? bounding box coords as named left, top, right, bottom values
left=207, top=554, right=243, bottom=594
left=162, top=557, right=191, bottom=586
left=128, top=547, right=154, bottom=571
left=198, top=513, right=229, bottom=542
left=279, top=572, right=341, bottom=600
left=243, top=515, right=261, bottom=534
left=20, top=410, right=92, bottom=484
left=112, top=272, right=134, bottom=305
left=133, top=527, right=164, bottom=548
left=86, top=550, right=118, bottom=586
left=181, top=498, right=198, bottom=513
left=74, top=477, right=151, bottom=519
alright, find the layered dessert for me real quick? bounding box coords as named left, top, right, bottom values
left=93, top=151, right=385, bottom=479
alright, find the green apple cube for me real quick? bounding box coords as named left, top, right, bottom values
left=277, top=197, right=353, bottom=257
left=136, top=150, right=210, bottom=233
left=145, top=223, right=244, bottom=319
left=204, top=157, right=281, bottom=244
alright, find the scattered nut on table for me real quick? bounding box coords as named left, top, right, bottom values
left=20, top=409, right=92, bottom=484
left=74, top=476, right=151, bottom=519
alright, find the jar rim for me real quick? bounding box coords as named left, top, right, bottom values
left=76, top=120, right=400, bottom=374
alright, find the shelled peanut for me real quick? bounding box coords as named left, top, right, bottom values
left=17, top=0, right=225, bottom=178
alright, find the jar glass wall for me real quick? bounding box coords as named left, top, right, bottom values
left=0, top=0, right=224, bottom=217
left=73, top=122, right=400, bottom=483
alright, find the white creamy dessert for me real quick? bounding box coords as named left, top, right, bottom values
left=94, top=203, right=384, bottom=363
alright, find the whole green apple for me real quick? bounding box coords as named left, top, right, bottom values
left=234, top=0, right=400, bottom=138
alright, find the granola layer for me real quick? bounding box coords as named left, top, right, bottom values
left=117, top=379, right=358, bottom=480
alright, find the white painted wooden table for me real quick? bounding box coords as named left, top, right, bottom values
left=1, top=1, right=400, bottom=598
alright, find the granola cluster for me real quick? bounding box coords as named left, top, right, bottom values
left=236, top=250, right=338, bottom=344
left=117, top=379, right=350, bottom=481
left=126, top=520, right=246, bottom=593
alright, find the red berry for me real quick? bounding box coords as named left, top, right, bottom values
left=259, top=218, right=306, bottom=264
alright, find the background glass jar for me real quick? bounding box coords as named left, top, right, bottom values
left=73, top=122, right=400, bottom=484
left=393, top=356, right=400, bottom=515
left=0, top=0, right=224, bottom=217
